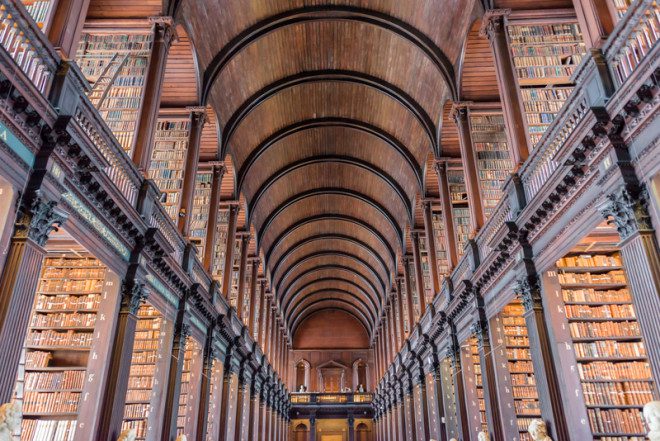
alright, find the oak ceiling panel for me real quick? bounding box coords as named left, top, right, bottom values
left=271, top=238, right=389, bottom=292
left=292, top=302, right=373, bottom=336
left=493, top=0, right=574, bottom=9
left=87, top=0, right=162, bottom=19
left=288, top=291, right=375, bottom=327
left=267, top=218, right=395, bottom=276
left=460, top=21, right=499, bottom=101
left=227, top=82, right=431, bottom=171
left=260, top=193, right=402, bottom=265
left=286, top=279, right=378, bottom=318
left=424, top=153, right=439, bottom=197
left=212, top=20, right=446, bottom=127
left=160, top=34, right=199, bottom=107
left=180, top=0, right=476, bottom=71
left=240, top=126, right=419, bottom=206
left=199, top=107, right=218, bottom=161
left=250, top=163, right=410, bottom=238
left=440, top=100, right=460, bottom=157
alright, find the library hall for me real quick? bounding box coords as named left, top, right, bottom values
left=0, top=0, right=657, bottom=440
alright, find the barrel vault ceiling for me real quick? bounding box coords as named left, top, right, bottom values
left=172, top=0, right=479, bottom=341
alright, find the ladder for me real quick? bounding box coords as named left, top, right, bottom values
left=88, top=53, right=129, bottom=107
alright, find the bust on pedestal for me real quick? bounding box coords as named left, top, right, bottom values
left=644, top=401, right=660, bottom=441
left=528, top=419, right=553, bottom=441
left=0, top=402, right=20, bottom=441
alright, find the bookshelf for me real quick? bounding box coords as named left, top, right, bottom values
left=21, top=0, right=55, bottom=30
left=468, top=111, right=513, bottom=218
left=76, top=32, right=153, bottom=156
left=399, top=273, right=410, bottom=335
left=189, top=170, right=213, bottom=257
left=211, top=208, right=230, bottom=285
left=431, top=211, right=450, bottom=277
left=206, top=359, right=222, bottom=441
left=441, top=356, right=460, bottom=440
left=242, top=260, right=253, bottom=325
left=147, top=115, right=191, bottom=223
left=122, top=304, right=168, bottom=440
left=406, top=259, right=421, bottom=322
left=228, top=237, right=242, bottom=308
left=500, top=301, right=541, bottom=441
left=177, top=337, right=203, bottom=438
left=15, top=255, right=107, bottom=441
left=465, top=336, right=488, bottom=435
left=417, top=232, right=434, bottom=305
left=506, top=19, right=586, bottom=148
left=556, top=249, right=656, bottom=439
left=446, top=167, right=470, bottom=256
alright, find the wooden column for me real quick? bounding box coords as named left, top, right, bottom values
left=422, top=201, right=441, bottom=294
left=161, top=298, right=190, bottom=441
left=259, top=388, right=268, bottom=440
left=47, top=0, right=91, bottom=58
left=403, top=256, right=416, bottom=331
left=235, top=233, right=250, bottom=318
left=309, top=415, right=316, bottom=441
left=396, top=278, right=406, bottom=344
left=480, top=10, right=530, bottom=165
left=94, top=280, right=148, bottom=441
left=263, top=295, right=272, bottom=353
left=426, top=365, right=448, bottom=441
left=221, top=205, right=239, bottom=299
left=178, top=107, right=207, bottom=235
left=434, top=161, right=459, bottom=268
left=246, top=261, right=260, bottom=333
left=217, top=351, right=238, bottom=441
left=383, top=309, right=392, bottom=363
left=411, top=232, right=427, bottom=315
left=515, top=274, right=571, bottom=440
left=572, top=0, right=615, bottom=49
left=132, top=16, right=176, bottom=171
left=472, top=308, right=504, bottom=441
left=413, top=371, right=430, bottom=440
left=196, top=327, right=216, bottom=441
left=403, top=379, right=417, bottom=440
left=0, top=197, right=64, bottom=401
left=601, top=187, right=660, bottom=385
left=451, top=102, right=485, bottom=232
left=234, top=371, right=249, bottom=441
left=247, top=383, right=259, bottom=441
left=203, top=164, right=226, bottom=272
left=388, top=299, right=397, bottom=355
left=253, top=278, right=266, bottom=339
left=449, top=323, right=471, bottom=440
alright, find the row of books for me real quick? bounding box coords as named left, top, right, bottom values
left=523, top=100, right=568, bottom=113
left=581, top=381, right=655, bottom=406
left=38, top=278, right=103, bottom=293
left=34, top=294, right=101, bottom=311
left=565, top=304, right=636, bottom=319
left=30, top=312, right=97, bottom=328
left=24, top=370, right=85, bottom=391
left=578, top=361, right=652, bottom=381
left=25, top=330, right=93, bottom=348
left=558, top=270, right=627, bottom=285
left=588, top=408, right=646, bottom=435
left=563, top=288, right=631, bottom=304
left=559, top=254, right=623, bottom=268
left=520, top=87, right=572, bottom=102
left=507, top=23, right=584, bottom=43
left=23, top=391, right=80, bottom=413
left=513, top=55, right=584, bottom=68
left=574, top=341, right=646, bottom=359
left=569, top=321, right=640, bottom=339
left=21, top=419, right=76, bottom=441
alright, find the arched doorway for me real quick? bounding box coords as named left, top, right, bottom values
left=356, top=422, right=370, bottom=441
left=352, top=359, right=368, bottom=391
left=294, top=422, right=309, bottom=441
left=295, top=359, right=310, bottom=392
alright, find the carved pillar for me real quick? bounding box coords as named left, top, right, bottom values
left=396, top=278, right=406, bottom=344
left=247, top=382, right=259, bottom=441
left=434, top=161, right=459, bottom=268
left=253, top=279, right=265, bottom=339
left=451, top=102, right=485, bottom=232
left=309, top=414, right=317, bottom=441
left=448, top=323, right=471, bottom=440
left=259, top=387, right=268, bottom=441
left=600, top=187, right=660, bottom=384
left=47, top=0, right=91, bottom=58
left=403, top=256, right=416, bottom=330
left=263, top=295, right=272, bottom=353
left=515, top=274, right=570, bottom=440
left=412, top=368, right=431, bottom=440
left=235, top=234, right=250, bottom=318
left=234, top=370, right=249, bottom=441
left=196, top=326, right=216, bottom=441
left=426, top=363, right=448, bottom=441
left=221, top=205, right=240, bottom=299
left=162, top=295, right=191, bottom=441
left=403, top=378, right=417, bottom=440
left=0, top=196, right=65, bottom=401
left=480, top=10, right=530, bottom=165
left=388, top=299, right=397, bottom=355
left=411, top=232, right=427, bottom=315
left=132, top=16, right=175, bottom=171
left=383, top=310, right=392, bottom=364
left=422, top=201, right=441, bottom=294
left=571, top=0, right=615, bottom=49
left=471, top=302, right=504, bottom=441
left=203, top=164, right=226, bottom=271
left=247, top=260, right=260, bottom=334
left=179, top=107, right=207, bottom=235
left=95, top=280, right=148, bottom=441
left=217, top=349, right=238, bottom=441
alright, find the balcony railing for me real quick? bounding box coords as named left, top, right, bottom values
left=290, top=392, right=373, bottom=405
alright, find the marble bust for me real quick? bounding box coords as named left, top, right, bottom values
left=0, top=402, right=21, bottom=441
left=644, top=401, right=660, bottom=441
left=117, top=428, right=137, bottom=441
left=528, top=419, right=553, bottom=441
left=478, top=430, right=490, bottom=441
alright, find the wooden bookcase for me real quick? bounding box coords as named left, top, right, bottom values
left=15, top=255, right=109, bottom=440
left=206, top=358, right=223, bottom=440
left=122, top=304, right=169, bottom=440
left=461, top=336, right=488, bottom=438
left=555, top=249, right=656, bottom=439
left=440, top=356, right=460, bottom=440
left=406, top=259, right=421, bottom=322
left=418, top=232, right=434, bottom=305
left=211, top=207, right=230, bottom=285
left=229, top=237, right=242, bottom=308
left=468, top=109, right=514, bottom=219
left=241, top=260, right=253, bottom=325
left=189, top=170, right=213, bottom=257
left=147, top=113, right=191, bottom=223
left=431, top=210, right=450, bottom=278
left=177, top=336, right=203, bottom=439
left=76, top=30, right=153, bottom=156
left=506, top=12, right=587, bottom=149
left=20, top=0, right=55, bottom=30
left=446, top=165, right=470, bottom=257
left=490, top=300, right=542, bottom=441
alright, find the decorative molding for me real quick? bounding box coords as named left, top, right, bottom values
left=599, top=185, right=653, bottom=240
left=479, top=8, right=511, bottom=38
left=121, top=280, right=148, bottom=315
left=14, top=193, right=66, bottom=247
left=515, top=275, right=542, bottom=313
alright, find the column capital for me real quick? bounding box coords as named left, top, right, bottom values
left=120, top=280, right=148, bottom=315
left=433, top=159, right=447, bottom=176
left=449, top=101, right=472, bottom=123
left=15, top=193, right=67, bottom=246
left=479, top=8, right=511, bottom=38
left=187, top=106, right=208, bottom=126
left=515, top=274, right=543, bottom=312
left=149, top=15, right=177, bottom=46
left=599, top=186, right=653, bottom=241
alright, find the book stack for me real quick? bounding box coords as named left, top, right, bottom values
left=469, top=112, right=513, bottom=218
left=15, top=255, right=107, bottom=441
left=418, top=232, right=435, bottom=304
left=557, top=250, right=656, bottom=440
left=229, top=237, right=242, bottom=308
left=189, top=171, right=213, bottom=256
left=76, top=32, right=153, bottom=156
left=177, top=337, right=201, bottom=438
left=467, top=337, right=488, bottom=434
left=431, top=212, right=450, bottom=277
left=212, top=208, right=231, bottom=284
left=507, top=21, right=586, bottom=148
left=407, top=259, right=422, bottom=322
left=122, top=305, right=166, bottom=440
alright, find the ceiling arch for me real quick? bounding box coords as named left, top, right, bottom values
left=286, top=288, right=377, bottom=328
left=291, top=301, right=374, bottom=336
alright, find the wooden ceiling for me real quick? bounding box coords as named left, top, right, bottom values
left=173, top=0, right=479, bottom=339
